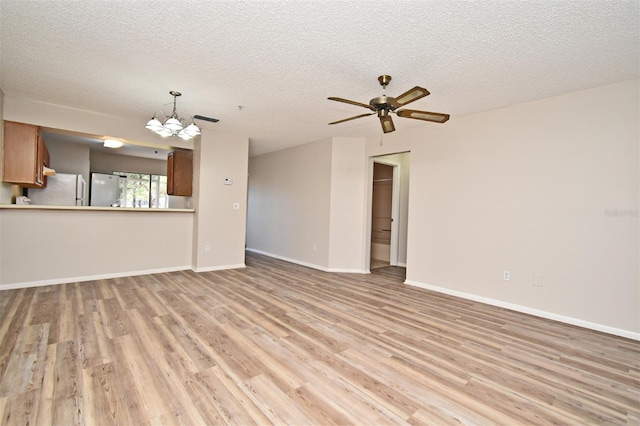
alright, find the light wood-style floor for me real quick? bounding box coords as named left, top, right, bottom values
left=369, top=258, right=391, bottom=270
left=0, top=252, right=638, bottom=425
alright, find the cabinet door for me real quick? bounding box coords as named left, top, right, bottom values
left=167, top=151, right=175, bottom=194
left=167, top=149, right=193, bottom=196
left=2, top=121, right=41, bottom=186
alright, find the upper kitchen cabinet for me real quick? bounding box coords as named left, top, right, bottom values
left=167, top=149, right=193, bottom=196
left=2, top=121, right=52, bottom=188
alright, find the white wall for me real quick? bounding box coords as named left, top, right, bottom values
left=191, top=131, right=249, bottom=271
left=366, top=79, right=639, bottom=336
left=0, top=209, right=193, bottom=287
left=328, top=137, right=367, bottom=272
left=247, top=138, right=333, bottom=268
left=247, top=136, right=368, bottom=272
left=45, top=138, right=91, bottom=186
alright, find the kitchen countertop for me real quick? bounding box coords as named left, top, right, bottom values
left=0, top=204, right=195, bottom=212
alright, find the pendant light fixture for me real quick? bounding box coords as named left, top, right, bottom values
left=145, top=91, right=201, bottom=140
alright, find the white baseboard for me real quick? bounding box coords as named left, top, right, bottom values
left=327, top=267, right=369, bottom=273
left=404, top=279, right=640, bottom=341
left=0, top=265, right=192, bottom=291
left=247, top=248, right=329, bottom=271
left=246, top=248, right=368, bottom=274
left=192, top=264, right=246, bottom=273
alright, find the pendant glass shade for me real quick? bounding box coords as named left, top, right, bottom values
left=145, top=117, right=164, bottom=131
left=156, top=127, right=173, bottom=137
left=177, top=129, right=193, bottom=140
left=145, top=91, right=201, bottom=140
left=163, top=117, right=184, bottom=131
left=183, top=122, right=201, bottom=136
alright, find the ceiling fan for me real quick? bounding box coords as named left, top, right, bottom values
left=328, top=75, right=449, bottom=133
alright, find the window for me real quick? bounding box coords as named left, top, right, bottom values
left=113, top=172, right=169, bottom=208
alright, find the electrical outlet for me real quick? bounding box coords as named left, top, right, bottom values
left=313, top=244, right=317, bottom=251
left=205, top=245, right=211, bottom=253
left=503, top=271, right=511, bottom=281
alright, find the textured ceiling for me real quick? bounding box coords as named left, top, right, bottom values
left=1, top=1, right=638, bottom=156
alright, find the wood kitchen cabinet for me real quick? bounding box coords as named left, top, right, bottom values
left=2, top=121, right=50, bottom=188
left=167, top=149, right=193, bottom=196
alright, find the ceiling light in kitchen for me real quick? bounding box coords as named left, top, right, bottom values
left=104, top=139, right=124, bottom=148
left=145, top=91, right=201, bottom=140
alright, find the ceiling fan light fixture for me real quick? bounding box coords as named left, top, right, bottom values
left=145, top=91, right=201, bottom=140
left=377, top=109, right=395, bottom=132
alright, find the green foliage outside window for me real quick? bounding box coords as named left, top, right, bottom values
left=113, top=172, right=168, bottom=208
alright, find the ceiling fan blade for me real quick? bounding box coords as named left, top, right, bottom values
left=396, top=109, right=450, bottom=123
left=380, top=115, right=395, bottom=133
left=394, top=86, right=430, bottom=107
left=329, top=112, right=375, bottom=125
left=328, top=97, right=372, bottom=109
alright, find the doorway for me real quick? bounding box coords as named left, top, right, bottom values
left=367, top=152, right=409, bottom=275
left=370, top=162, right=395, bottom=269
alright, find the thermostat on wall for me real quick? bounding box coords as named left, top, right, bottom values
left=224, top=177, right=233, bottom=185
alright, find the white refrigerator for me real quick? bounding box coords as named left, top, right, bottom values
left=28, top=173, right=86, bottom=206
left=90, top=173, right=124, bottom=207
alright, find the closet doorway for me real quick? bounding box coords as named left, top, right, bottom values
left=365, top=152, right=411, bottom=274
left=370, top=162, right=396, bottom=268
left=368, top=151, right=410, bottom=274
